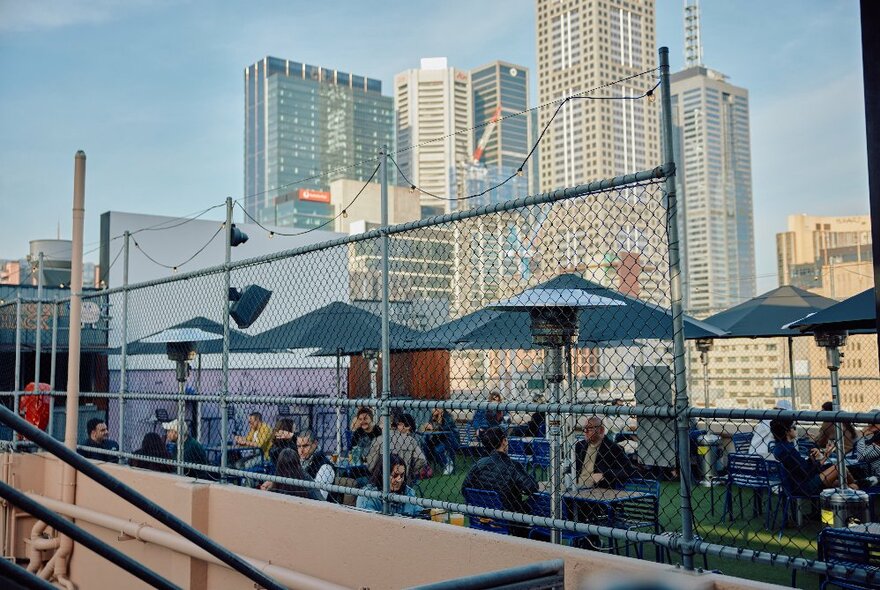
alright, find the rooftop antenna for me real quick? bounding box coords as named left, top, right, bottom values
left=57, top=220, right=61, bottom=239
left=684, top=0, right=703, bottom=68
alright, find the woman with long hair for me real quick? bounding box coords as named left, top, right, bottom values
left=356, top=453, right=421, bottom=516
left=269, top=448, right=323, bottom=501
left=267, top=418, right=297, bottom=465
left=130, top=432, right=173, bottom=473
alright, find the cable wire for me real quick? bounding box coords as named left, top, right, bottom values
left=132, top=224, right=224, bottom=271
left=236, top=162, right=381, bottom=238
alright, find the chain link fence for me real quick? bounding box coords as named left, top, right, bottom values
left=2, top=163, right=879, bottom=588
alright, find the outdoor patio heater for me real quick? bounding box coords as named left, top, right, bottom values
left=142, top=328, right=221, bottom=475
left=814, top=330, right=869, bottom=526
left=490, top=288, right=621, bottom=545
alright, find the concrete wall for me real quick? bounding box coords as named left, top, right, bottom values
left=2, top=453, right=786, bottom=590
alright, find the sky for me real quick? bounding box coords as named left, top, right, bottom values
left=0, top=0, right=868, bottom=294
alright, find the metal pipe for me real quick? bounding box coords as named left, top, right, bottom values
left=548, top=348, right=562, bottom=545
left=119, top=231, right=130, bottom=453
left=176, top=377, right=185, bottom=475
left=659, top=46, right=695, bottom=571
left=827, top=346, right=848, bottom=488
left=335, top=350, right=342, bottom=457
left=48, top=299, right=58, bottom=441
left=26, top=520, right=52, bottom=572
left=861, top=0, right=880, bottom=360
left=788, top=335, right=797, bottom=410
left=14, top=297, right=21, bottom=427
left=0, top=405, right=286, bottom=590
left=221, top=196, right=233, bottom=479
left=29, top=493, right=347, bottom=590
left=406, top=559, right=564, bottom=590
left=34, top=252, right=43, bottom=392
left=380, top=145, right=391, bottom=515
left=0, top=481, right=181, bottom=590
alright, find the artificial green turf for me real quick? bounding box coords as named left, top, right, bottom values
left=419, top=455, right=824, bottom=588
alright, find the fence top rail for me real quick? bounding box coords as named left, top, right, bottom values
left=688, top=407, right=880, bottom=423
left=83, top=164, right=671, bottom=297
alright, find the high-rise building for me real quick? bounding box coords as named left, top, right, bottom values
left=244, top=57, right=394, bottom=229
left=669, top=2, right=755, bottom=316
left=394, top=58, right=472, bottom=216
left=777, top=214, right=873, bottom=299
left=535, top=0, right=659, bottom=189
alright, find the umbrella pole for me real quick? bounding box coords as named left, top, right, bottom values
left=335, top=350, right=342, bottom=458
left=788, top=336, right=797, bottom=410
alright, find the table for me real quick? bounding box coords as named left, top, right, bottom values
left=333, top=458, right=370, bottom=481
left=204, top=444, right=259, bottom=466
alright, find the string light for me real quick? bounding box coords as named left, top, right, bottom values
left=516, top=168, right=524, bottom=177
left=647, top=89, right=656, bottom=103
left=172, top=267, right=178, bottom=274
left=268, top=231, right=275, bottom=239
left=342, top=209, right=348, bottom=219
left=409, top=185, right=416, bottom=193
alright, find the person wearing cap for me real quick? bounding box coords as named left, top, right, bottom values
left=366, top=413, right=427, bottom=483
left=748, top=399, right=792, bottom=460
left=163, top=418, right=210, bottom=479
left=855, top=410, right=880, bottom=486
left=461, top=426, right=538, bottom=537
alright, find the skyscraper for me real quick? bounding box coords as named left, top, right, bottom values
left=244, top=57, right=394, bottom=229
left=394, top=58, right=472, bottom=216
left=535, top=0, right=659, bottom=190
left=670, top=2, right=755, bottom=315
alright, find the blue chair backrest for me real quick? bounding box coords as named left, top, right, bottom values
left=732, top=432, right=752, bottom=453
left=532, top=438, right=551, bottom=467
left=818, top=528, right=880, bottom=589
left=528, top=492, right=577, bottom=520
left=507, top=437, right=529, bottom=462
left=727, top=453, right=772, bottom=488
left=623, top=478, right=660, bottom=497
left=463, top=487, right=505, bottom=511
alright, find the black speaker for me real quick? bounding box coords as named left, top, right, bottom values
left=229, top=285, right=272, bottom=329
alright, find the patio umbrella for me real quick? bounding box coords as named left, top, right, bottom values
left=702, top=285, right=838, bottom=409
left=249, top=301, right=425, bottom=455
left=112, top=317, right=257, bottom=355
left=787, top=288, right=876, bottom=333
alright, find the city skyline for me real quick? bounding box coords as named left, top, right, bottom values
left=0, top=0, right=868, bottom=296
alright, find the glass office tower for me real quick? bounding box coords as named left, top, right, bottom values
left=244, top=57, right=394, bottom=228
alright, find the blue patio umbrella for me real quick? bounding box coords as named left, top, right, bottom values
left=111, top=317, right=257, bottom=355
left=787, top=288, right=876, bottom=333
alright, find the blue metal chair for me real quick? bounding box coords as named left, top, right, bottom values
left=818, top=527, right=880, bottom=590
left=617, top=479, right=663, bottom=561
left=732, top=432, right=753, bottom=454
left=775, top=461, right=820, bottom=539
left=722, top=453, right=780, bottom=531
left=527, top=492, right=589, bottom=546
left=531, top=438, right=551, bottom=477
left=507, top=436, right=530, bottom=468
left=462, top=488, right=510, bottom=535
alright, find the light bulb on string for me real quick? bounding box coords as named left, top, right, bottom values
left=647, top=89, right=656, bottom=103
left=268, top=231, right=275, bottom=239
left=172, top=267, right=178, bottom=274
left=342, top=209, right=348, bottom=219
left=516, top=168, right=524, bottom=177
left=409, top=185, right=416, bottom=193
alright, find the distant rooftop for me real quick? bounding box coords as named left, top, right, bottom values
left=248, top=56, right=383, bottom=93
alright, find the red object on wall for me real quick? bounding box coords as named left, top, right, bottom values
left=19, top=382, right=51, bottom=439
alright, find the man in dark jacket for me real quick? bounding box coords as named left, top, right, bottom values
left=461, top=426, right=538, bottom=536
left=79, top=418, right=120, bottom=463
left=575, top=416, right=635, bottom=489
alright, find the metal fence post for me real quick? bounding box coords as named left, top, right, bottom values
left=660, top=46, right=696, bottom=571
left=221, top=197, right=233, bottom=480
left=13, top=297, right=21, bottom=447
left=34, top=252, right=44, bottom=391
left=119, top=231, right=130, bottom=455
left=380, top=145, right=391, bottom=515
left=48, top=298, right=59, bottom=440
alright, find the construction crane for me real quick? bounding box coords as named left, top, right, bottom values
left=472, top=105, right=503, bottom=165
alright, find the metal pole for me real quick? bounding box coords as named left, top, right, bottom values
left=380, top=145, right=392, bottom=515
left=119, top=231, right=130, bottom=454
left=34, top=252, right=44, bottom=390
left=335, top=350, right=343, bottom=457
left=65, top=150, right=86, bottom=453
left=48, top=298, right=58, bottom=440
left=660, top=46, right=696, bottom=571
left=548, top=348, right=562, bottom=545
left=788, top=335, right=797, bottom=410
left=13, top=298, right=21, bottom=423
left=177, top=376, right=185, bottom=475
left=221, top=197, right=232, bottom=480
left=701, top=350, right=709, bottom=409
left=827, top=346, right=847, bottom=488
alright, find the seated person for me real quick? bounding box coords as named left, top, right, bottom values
left=575, top=416, right=635, bottom=489
left=130, top=432, right=173, bottom=473
left=267, top=418, right=297, bottom=465
left=350, top=406, right=382, bottom=461
left=855, top=410, right=880, bottom=486
left=78, top=418, right=120, bottom=463
left=356, top=453, right=421, bottom=516
left=233, top=411, right=273, bottom=469
left=770, top=418, right=859, bottom=495
left=814, top=401, right=857, bottom=455
left=366, top=414, right=427, bottom=483
left=163, top=418, right=212, bottom=480
left=508, top=394, right=546, bottom=438
left=291, top=429, right=335, bottom=500
left=266, top=448, right=324, bottom=501
left=420, top=407, right=459, bottom=475
left=748, top=399, right=792, bottom=460
left=472, top=391, right=507, bottom=436
left=461, top=426, right=538, bottom=537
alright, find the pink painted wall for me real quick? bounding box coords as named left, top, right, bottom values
left=2, top=453, right=786, bottom=590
